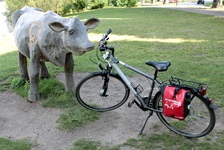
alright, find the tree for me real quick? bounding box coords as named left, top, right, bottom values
left=163, top=0, right=169, bottom=5
left=212, top=0, right=223, bottom=8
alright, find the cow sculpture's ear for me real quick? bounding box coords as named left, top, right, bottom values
left=84, top=18, right=100, bottom=29
left=48, top=22, right=68, bottom=32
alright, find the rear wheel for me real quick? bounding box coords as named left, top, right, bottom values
left=154, top=92, right=216, bottom=138
left=75, top=72, right=130, bottom=112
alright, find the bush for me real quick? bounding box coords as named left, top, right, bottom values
left=62, top=0, right=88, bottom=14
left=110, top=0, right=137, bottom=7
left=126, top=0, right=138, bottom=7
left=4, top=0, right=103, bottom=23
left=4, top=0, right=28, bottom=24
left=4, top=0, right=137, bottom=25
left=89, top=0, right=106, bottom=10
left=73, top=0, right=88, bottom=12
left=5, top=0, right=72, bottom=24
left=62, top=3, right=74, bottom=15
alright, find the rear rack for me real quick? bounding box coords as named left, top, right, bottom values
left=168, top=76, right=207, bottom=91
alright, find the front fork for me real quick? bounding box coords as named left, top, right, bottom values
left=98, top=62, right=111, bottom=97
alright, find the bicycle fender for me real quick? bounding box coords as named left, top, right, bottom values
left=198, top=94, right=218, bottom=110
left=152, top=91, right=162, bottom=109
left=209, top=103, right=218, bottom=110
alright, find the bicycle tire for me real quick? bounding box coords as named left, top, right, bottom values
left=75, top=72, right=130, bottom=112
left=153, top=91, right=216, bottom=138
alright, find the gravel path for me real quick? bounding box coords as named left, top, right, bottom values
left=0, top=73, right=163, bottom=150
left=1, top=73, right=224, bottom=150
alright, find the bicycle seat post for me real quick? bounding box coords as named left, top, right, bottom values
left=146, top=69, right=158, bottom=105
left=153, top=70, right=158, bottom=80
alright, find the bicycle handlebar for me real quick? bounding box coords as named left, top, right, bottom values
left=101, top=29, right=112, bottom=41
left=99, top=29, right=115, bottom=56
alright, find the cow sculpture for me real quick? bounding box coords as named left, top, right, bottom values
left=12, top=6, right=100, bottom=102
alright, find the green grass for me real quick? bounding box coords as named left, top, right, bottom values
left=70, top=139, right=119, bottom=150
left=70, top=132, right=224, bottom=150
left=124, top=132, right=224, bottom=150
left=1, top=7, right=224, bottom=149
left=0, top=138, right=33, bottom=150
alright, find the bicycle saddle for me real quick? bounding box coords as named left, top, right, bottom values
left=145, top=61, right=171, bottom=71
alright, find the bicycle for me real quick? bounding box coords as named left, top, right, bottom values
left=75, top=29, right=218, bottom=138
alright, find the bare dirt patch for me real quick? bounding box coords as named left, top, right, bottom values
left=0, top=73, right=223, bottom=150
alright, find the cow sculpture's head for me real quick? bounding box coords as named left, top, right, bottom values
left=48, top=17, right=100, bottom=55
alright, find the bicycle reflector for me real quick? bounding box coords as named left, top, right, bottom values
left=199, top=86, right=207, bottom=96
left=209, top=98, right=213, bottom=103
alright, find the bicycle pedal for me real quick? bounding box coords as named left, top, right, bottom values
left=128, top=99, right=135, bottom=108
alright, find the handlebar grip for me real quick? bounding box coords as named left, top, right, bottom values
left=106, top=29, right=112, bottom=35
left=101, top=29, right=112, bottom=41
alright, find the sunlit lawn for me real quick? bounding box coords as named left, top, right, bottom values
left=76, top=7, right=224, bottom=106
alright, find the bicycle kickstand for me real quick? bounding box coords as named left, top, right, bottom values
left=139, top=111, right=153, bottom=135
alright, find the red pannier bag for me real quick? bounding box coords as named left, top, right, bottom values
left=162, top=86, right=191, bottom=120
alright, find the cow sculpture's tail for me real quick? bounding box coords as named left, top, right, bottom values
left=12, top=7, right=43, bottom=29
left=12, top=10, right=24, bottom=28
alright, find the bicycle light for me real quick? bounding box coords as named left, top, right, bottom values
left=209, top=98, right=213, bottom=103
left=199, top=86, right=207, bottom=96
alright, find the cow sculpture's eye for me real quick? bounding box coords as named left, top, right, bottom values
left=69, top=29, right=75, bottom=35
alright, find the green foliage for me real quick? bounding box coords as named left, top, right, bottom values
left=89, top=0, right=106, bottom=9
left=0, top=138, right=33, bottom=150
left=74, top=0, right=88, bottom=11
left=110, top=0, right=137, bottom=7
left=11, top=77, right=28, bottom=89
left=4, top=0, right=137, bottom=25
left=63, top=0, right=88, bottom=14
left=10, top=77, right=29, bottom=99
left=126, top=0, right=138, bottom=7
left=4, top=0, right=28, bottom=23
left=5, top=0, right=72, bottom=23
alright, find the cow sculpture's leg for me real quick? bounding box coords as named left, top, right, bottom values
left=64, top=53, right=75, bottom=92
left=18, top=51, right=29, bottom=80
left=28, top=24, right=41, bottom=102
left=40, top=62, right=50, bottom=79
left=28, top=48, right=40, bottom=102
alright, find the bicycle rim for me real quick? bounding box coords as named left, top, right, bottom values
left=75, top=72, right=130, bottom=112
left=154, top=92, right=216, bottom=138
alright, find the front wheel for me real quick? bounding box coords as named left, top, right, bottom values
left=154, top=92, right=216, bottom=138
left=75, top=72, right=130, bottom=112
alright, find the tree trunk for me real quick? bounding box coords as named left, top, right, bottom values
left=212, top=0, right=223, bottom=8
left=163, top=0, right=169, bottom=4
